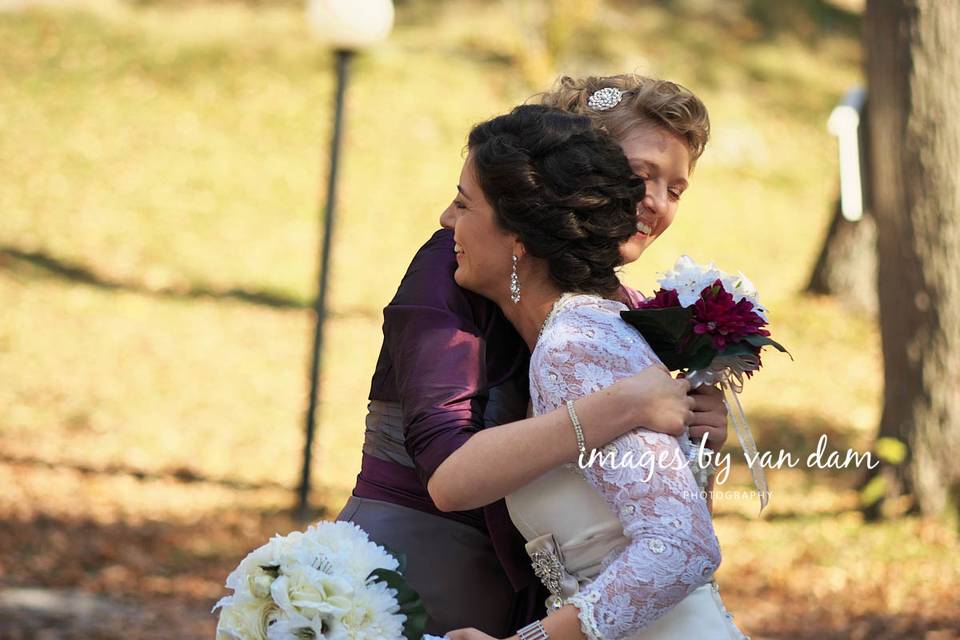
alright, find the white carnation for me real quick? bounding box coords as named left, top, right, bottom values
left=303, top=521, right=399, bottom=582
left=335, top=579, right=407, bottom=640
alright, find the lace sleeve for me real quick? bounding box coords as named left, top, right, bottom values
left=530, top=298, right=721, bottom=640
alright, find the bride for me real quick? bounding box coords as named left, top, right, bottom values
left=442, top=104, right=746, bottom=640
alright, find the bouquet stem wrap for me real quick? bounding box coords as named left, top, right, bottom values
left=685, top=354, right=769, bottom=513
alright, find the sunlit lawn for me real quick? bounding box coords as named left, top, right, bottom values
left=1, top=0, right=958, bottom=638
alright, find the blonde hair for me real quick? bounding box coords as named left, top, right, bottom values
left=534, top=74, right=710, bottom=167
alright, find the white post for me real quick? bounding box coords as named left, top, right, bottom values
left=827, top=87, right=867, bottom=222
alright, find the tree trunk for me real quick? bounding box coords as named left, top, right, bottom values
left=863, top=0, right=960, bottom=521
left=806, top=91, right=878, bottom=316
left=805, top=196, right=877, bottom=316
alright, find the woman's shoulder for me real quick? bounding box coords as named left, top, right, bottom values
left=390, top=230, right=484, bottom=312
left=393, top=229, right=457, bottom=304
left=535, top=293, right=649, bottom=359
left=383, top=230, right=511, bottom=341
left=552, top=293, right=630, bottom=328
left=529, top=293, right=663, bottom=398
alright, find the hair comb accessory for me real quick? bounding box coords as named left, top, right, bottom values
left=587, top=87, right=623, bottom=111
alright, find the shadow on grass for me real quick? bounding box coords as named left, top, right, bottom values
left=0, top=505, right=314, bottom=639
left=1, top=245, right=307, bottom=309
left=0, top=451, right=294, bottom=492
left=0, top=245, right=378, bottom=318
left=0, top=506, right=303, bottom=589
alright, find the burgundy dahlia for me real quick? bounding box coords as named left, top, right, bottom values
left=692, top=280, right=770, bottom=349
left=638, top=288, right=680, bottom=309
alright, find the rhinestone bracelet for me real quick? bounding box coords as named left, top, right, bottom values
left=517, top=620, right=549, bottom=640
left=566, top=399, right=587, bottom=458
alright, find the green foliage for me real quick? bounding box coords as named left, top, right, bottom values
left=875, top=437, right=908, bottom=465
left=860, top=474, right=887, bottom=508
left=744, top=334, right=792, bottom=359
left=620, top=307, right=694, bottom=369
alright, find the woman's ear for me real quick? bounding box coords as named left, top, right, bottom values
left=511, top=237, right=527, bottom=260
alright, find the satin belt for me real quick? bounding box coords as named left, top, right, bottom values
left=362, top=400, right=415, bottom=468
left=525, top=533, right=748, bottom=640
left=362, top=381, right=528, bottom=468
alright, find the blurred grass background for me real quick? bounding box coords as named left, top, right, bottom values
left=0, top=0, right=958, bottom=638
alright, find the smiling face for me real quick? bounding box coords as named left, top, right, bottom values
left=617, top=125, right=692, bottom=263
left=440, top=154, right=518, bottom=302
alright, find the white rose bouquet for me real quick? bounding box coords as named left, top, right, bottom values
left=213, top=521, right=428, bottom=640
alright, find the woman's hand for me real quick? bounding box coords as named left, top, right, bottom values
left=686, top=382, right=729, bottom=449
left=611, top=364, right=694, bottom=436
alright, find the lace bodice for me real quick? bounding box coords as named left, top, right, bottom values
left=529, top=294, right=722, bottom=639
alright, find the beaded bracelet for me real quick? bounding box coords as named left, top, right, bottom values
left=566, top=399, right=587, bottom=458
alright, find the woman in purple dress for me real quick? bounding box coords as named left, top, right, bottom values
left=336, top=74, right=725, bottom=637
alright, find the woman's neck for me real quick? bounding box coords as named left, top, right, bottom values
left=498, top=282, right=564, bottom=351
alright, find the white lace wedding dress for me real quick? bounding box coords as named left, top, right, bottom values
left=505, top=294, right=747, bottom=640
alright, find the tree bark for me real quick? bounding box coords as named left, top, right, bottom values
left=864, top=0, right=960, bottom=521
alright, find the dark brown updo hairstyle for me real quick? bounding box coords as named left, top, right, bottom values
left=467, top=104, right=645, bottom=298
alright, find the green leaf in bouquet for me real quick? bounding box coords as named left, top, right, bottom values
left=686, top=332, right=715, bottom=357
left=367, top=568, right=429, bottom=640
left=718, top=342, right=760, bottom=358
left=620, top=307, right=694, bottom=343
left=687, top=345, right=718, bottom=370
left=647, top=345, right=688, bottom=371
left=743, top=334, right=794, bottom=360
left=620, top=307, right=695, bottom=370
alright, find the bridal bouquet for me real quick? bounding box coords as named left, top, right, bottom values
left=213, top=521, right=428, bottom=640
left=621, top=255, right=790, bottom=511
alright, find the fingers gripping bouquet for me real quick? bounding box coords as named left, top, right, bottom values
left=213, top=521, right=429, bottom=640
left=621, top=256, right=791, bottom=512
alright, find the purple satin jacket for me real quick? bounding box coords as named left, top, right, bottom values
left=355, top=229, right=532, bottom=589
left=354, top=228, right=646, bottom=592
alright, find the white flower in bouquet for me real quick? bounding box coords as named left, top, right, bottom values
left=658, top=254, right=726, bottom=307
left=269, top=563, right=354, bottom=620
left=214, top=520, right=414, bottom=640
left=265, top=609, right=327, bottom=640
left=303, top=521, right=400, bottom=582
left=719, top=270, right=768, bottom=320
left=215, top=595, right=279, bottom=640
left=657, top=255, right=768, bottom=320
left=335, top=578, right=409, bottom=640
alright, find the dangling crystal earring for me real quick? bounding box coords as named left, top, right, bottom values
left=510, top=255, right=521, bottom=304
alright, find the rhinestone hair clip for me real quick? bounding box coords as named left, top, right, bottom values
left=586, top=87, right=623, bottom=111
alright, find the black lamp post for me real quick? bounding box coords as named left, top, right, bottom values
left=298, top=0, right=395, bottom=520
